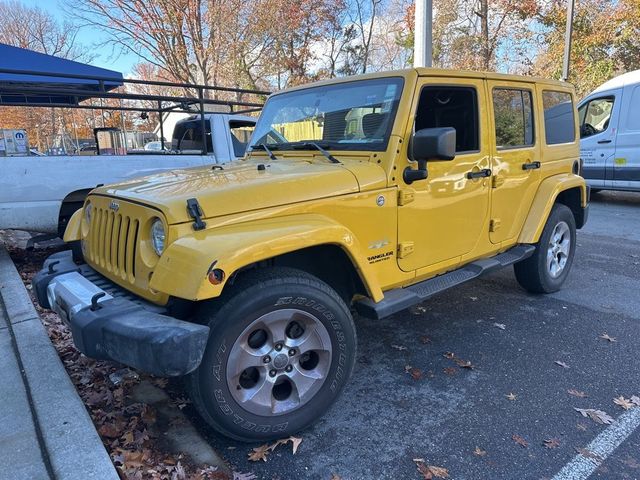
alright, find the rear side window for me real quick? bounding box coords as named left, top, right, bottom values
left=578, top=96, right=614, bottom=138
left=542, top=91, right=576, bottom=145
left=492, top=88, right=534, bottom=148
left=415, top=86, right=479, bottom=153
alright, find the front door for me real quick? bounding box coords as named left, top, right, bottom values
left=397, top=79, right=491, bottom=272
left=578, top=93, right=619, bottom=189
left=487, top=81, right=541, bottom=244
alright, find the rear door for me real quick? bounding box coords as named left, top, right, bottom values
left=487, top=81, right=540, bottom=244
left=578, top=92, right=619, bottom=188
left=611, top=84, right=640, bottom=190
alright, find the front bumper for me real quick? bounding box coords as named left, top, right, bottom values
left=32, top=251, right=209, bottom=377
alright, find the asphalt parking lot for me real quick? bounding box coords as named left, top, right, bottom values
left=192, top=190, right=640, bottom=480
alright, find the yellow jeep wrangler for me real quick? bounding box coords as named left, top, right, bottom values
left=34, top=68, right=589, bottom=441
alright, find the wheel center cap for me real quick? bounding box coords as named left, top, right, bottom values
left=273, top=353, right=289, bottom=369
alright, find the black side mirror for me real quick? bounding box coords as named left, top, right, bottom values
left=404, top=127, right=457, bottom=184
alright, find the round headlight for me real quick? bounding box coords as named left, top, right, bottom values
left=84, top=202, right=92, bottom=224
left=151, top=218, right=166, bottom=256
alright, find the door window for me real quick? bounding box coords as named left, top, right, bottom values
left=542, top=91, right=576, bottom=145
left=578, top=96, right=614, bottom=138
left=229, top=121, right=256, bottom=157
left=415, top=86, right=479, bottom=153
left=492, top=89, right=534, bottom=149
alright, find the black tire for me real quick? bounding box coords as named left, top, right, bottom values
left=514, top=204, right=576, bottom=293
left=185, top=267, right=357, bottom=442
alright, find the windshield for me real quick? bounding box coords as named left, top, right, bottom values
left=251, top=77, right=404, bottom=151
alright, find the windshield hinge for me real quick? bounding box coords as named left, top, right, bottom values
left=186, top=198, right=206, bottom=231
left=398, top=189, right=415, bottom=206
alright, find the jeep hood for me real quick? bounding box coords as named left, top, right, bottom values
left=94, top=159, right=386, bottom=224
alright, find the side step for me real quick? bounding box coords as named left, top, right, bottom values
left=354, top=244, right=535, bottom=320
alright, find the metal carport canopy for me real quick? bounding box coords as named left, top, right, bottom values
left=0, top=43, right=123, bottom=106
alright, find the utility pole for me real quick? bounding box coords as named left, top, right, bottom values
left=414, top=0, right=433, bottom=68
left=561, top=0, right=575, bottom=81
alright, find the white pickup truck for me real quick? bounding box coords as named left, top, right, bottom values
left=0, top=113, right=256, bottom=236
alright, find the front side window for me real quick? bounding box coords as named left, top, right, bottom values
left=251, top=78, right=404, bottom=151
left=415, top=86, right=479, bottom=153
left=492, top=88, right=534, bottom=149
left=542, top=91, right=576, bottom=145
left=578, top=96, right=614, bottom=138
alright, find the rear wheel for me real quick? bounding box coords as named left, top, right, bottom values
left=186, top=268, right=356, bottom=442
left=514, top=203, right=576, bottom=293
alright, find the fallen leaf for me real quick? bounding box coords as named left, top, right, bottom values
left=555, top=360, right=570, bottom=369
left=543, top=438, right=560, bottom=449
left=469, top=296, right=478, bottom=301
left=473, top=447, right=487, bottom=457
left=576, top=422, right=588, bottom=431
left=405, top=365, right=423, bottom=380
left=391, top=344, right=407, bottom=351
left=512, top=434, right=528, bottom=448
left=290, top=436, right=302, bottom=455
left=506, top=393, right=517, bottom=401
left=233, top=473, right=258, bottom=480
left=631, top=396, right=640, bottom=407
left=443, top=367, right=457, bottom=376
left=247, top=444, right=270, bottom=462
left=568, top=389, right=587, bottom=398
left=614, top=396, right=636, bottom=410
left=599, top=333, right=617, bottom=342
left=413, top=306, right=427, bottom=314
left=575, top=448, right=603, bottom=462
left=493, top=323, right=506, bottom=330
left=454, top=358, right=475, bottom=369
left=443, top=352, right=455, bottom=359
left=413, top=459, right=449, bottom=479
left=98, top=423, right=121, bottom=439
left=419, top=335, right=431, bottom=344
left=574, top=408, right=614, bottom=425
left=330, top=475, right=342, bottom=480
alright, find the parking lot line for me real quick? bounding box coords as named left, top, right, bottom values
left=551, top=407, right=640, bottom=480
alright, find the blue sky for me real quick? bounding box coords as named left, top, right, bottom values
left=21, top=0, right=141, bottom=74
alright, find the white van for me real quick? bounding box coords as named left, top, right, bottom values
left=578, top=70, right=640, bottom=192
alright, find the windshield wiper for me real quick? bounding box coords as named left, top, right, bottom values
left=250, top=142, right=277, bottom=160
left=291, top=142, right=340, bottom=164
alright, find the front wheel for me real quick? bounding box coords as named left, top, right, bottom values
left=514, top=204, right=577, bottom=293
left=186, top=268, right=357, bottom=442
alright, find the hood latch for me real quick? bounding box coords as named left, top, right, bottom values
left=186, top=198, right=206, bottom=231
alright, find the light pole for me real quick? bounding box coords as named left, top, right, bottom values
left=414, top=0, right=433, bottom=68
left=561, top=0, right=575, bottom=81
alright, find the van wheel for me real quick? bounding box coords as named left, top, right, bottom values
left=185, top=267, right=356, bottom=442
left=514, top=204, right=576, bottom=293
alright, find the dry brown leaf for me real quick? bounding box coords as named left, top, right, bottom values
left=543, top=438, right=560, bottom=449
left=405, top=366, right=424, bottom=380
left=575, top=448, right=604, bottom=462
left=330, top=475, right=342, bottom=480
left=391, top=344, right=407, bottom=351
left=443, top=367, right=457, bottom=376
left=575, top=408, right=614, bottom=425
left=512, top=434, right=528, bottom=448
left=454, top=358, right=475, bottom=369
left=413, top=459, right=449, bottom=479
left=420, top=336, right=431, bottom=344
left=506, top=392, right=517, bottom=401
left=614, top=396, right=636, bottom=410
left=98, top=423, right=121, bottom=439
left=443, top=352, right=455, bottom=359
left=568, top=389, right=587, bottom=398
left=247, top=444, right=270, bottom=462
left=290, top=436, right=302, bottom=455
left=555, top=360, right=570, bottom=369
left=473, top=447, right=487, bottom=457
left=599, top=333, right=617, bottom=342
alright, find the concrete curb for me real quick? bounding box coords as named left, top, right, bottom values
left=0, top=246, right=118, bottom=480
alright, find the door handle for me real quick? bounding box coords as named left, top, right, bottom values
left=522, top=161, right=541, bottom=170
left=466, top=168, right=492, bottom=179
left=597, top=139, right=612, bottom=144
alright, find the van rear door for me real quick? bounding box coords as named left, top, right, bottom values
left=611, top=84, right=640, bottom=190
left=578, top=92, right=620, bottom=188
